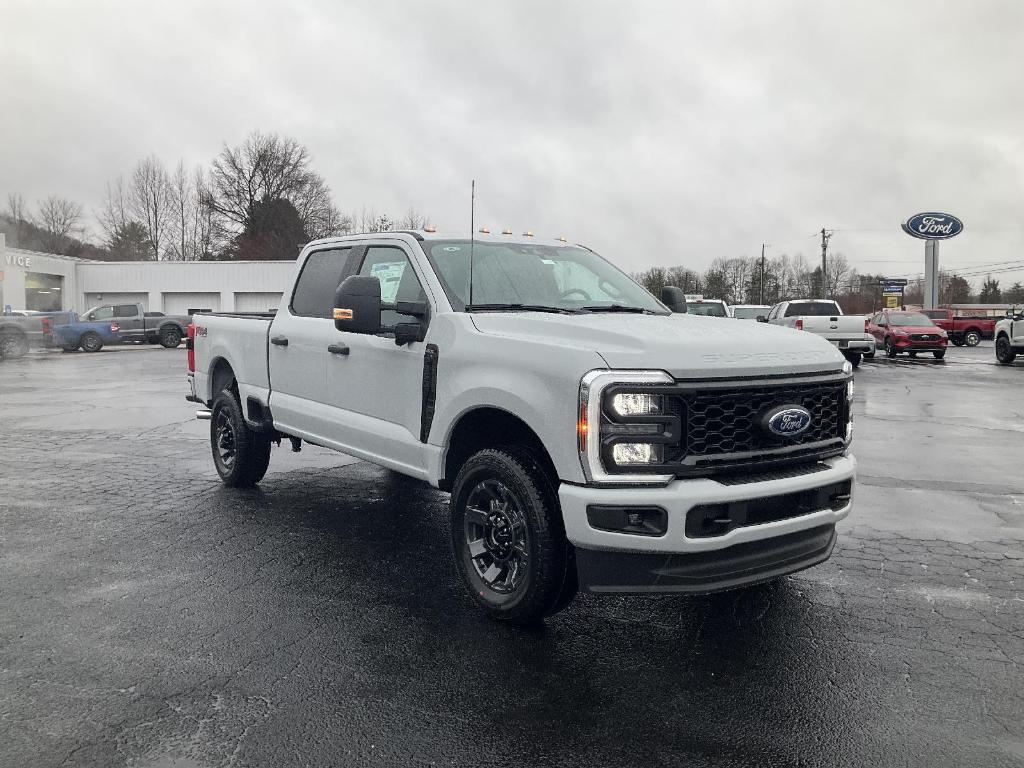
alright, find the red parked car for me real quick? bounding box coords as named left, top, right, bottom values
left=866, top=310, right=949, bottom=359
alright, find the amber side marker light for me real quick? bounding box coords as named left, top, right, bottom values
left=577, top=401, right=589, bottom=452
left=334, top=308, right=353, bottom=320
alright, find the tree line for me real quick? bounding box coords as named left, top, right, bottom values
left=633, top=255, right=1024, bottom=312
left=0, top=131, right=431, bottom=262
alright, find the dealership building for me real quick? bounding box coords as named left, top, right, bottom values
left=0, top=234, right=292, bottom=315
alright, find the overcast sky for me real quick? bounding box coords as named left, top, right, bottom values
left=3, top=0, right=1023, bottom=281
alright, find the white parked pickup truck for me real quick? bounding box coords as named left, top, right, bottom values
left=765, top=299, right=874, bottom=368
left=187, top=231, right=856, bottom=624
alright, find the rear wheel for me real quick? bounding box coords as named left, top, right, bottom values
left=159, top=326, right=182, bottom=348
left=211, top=389, right=271, bottom=487
left=450, top=448, right=575, bottom=624
left=932, top=350, right=946, bottom=360
left=996, top=336, right=1017, bottom=365
left=842, top=351, right=861, bottom=368
left=964, top=330, right=981, bottom=347
left=80, top=332, right=103, bottom=353
left=0, top=332, right=29, bottom=360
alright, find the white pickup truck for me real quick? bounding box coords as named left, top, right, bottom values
left=994, top=308, right=1024, bottom=365
left=187, top=231, right=856, bottom=624
left=765, top=299, right=874, bottom=368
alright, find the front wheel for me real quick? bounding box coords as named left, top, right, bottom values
left=210, top=389, right=272, bottom=487
left=81, top=332, right=104, bottom=353
left=933, top=350, right=946, bottom=360
left=159, top=326, right=182, bottom=348
left=885, top=338, right=897, bottom=358
left=450, top=448, right=575, bottom=624
left=996, top=336, right=1017, bottom=365
left=843, top=351, right=862, bottom=368
left=964, top=330, right=981, bottom=347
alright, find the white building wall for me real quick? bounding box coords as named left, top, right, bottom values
left=0, top=234, right=80, bottom=311
left=74, top=260, right=295, bottom=313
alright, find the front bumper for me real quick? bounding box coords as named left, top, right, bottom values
left=894, top=339, right=947, bottom=352
left=558, top=454, right=856, bottom=593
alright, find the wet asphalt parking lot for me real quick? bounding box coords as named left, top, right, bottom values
left=1, top=343, right=1022, bottom=768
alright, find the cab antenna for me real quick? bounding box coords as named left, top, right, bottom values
left=468, top=179, right=476, bottom=308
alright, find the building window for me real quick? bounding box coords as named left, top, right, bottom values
left=26, top=272, right=63, bottom=312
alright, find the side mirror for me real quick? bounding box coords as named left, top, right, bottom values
left=86, top=314, right=94, bottom=321
left=757, top=316, right=769, bottom=323
left=660, top=286, right=688, bottom=313
left=334, top=275, right=382, bottom=334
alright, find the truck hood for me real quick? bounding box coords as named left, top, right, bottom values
left=469, top=312, right=845, bottom=378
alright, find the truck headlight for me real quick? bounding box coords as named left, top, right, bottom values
left=847, top=379, right=854, bottom=401
left=578, top=370, right=675, bottom=485
left=842, top=360, right=853, bottom=375
left=611, top=442, right=664, bottom=465
left=611, top=392, right=663, bottom=417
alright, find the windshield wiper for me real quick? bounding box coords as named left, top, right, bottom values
left=579, top=304, right=655, bottom=314
left=465, top=303, right=582, bottom=315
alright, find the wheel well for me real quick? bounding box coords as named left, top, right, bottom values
left=0, top=324, right=27, bottom=338
left=210, top=357, right=237, bottom=398
left=964, top=326, right=981, bottom=334
left=441, top=407, right=558, bottom=492
left=159, top=323, right=181, bottom=334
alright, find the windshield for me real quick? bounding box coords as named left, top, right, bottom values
left=785, top=301, right=841, bottom=317
left=731, top=306, right=767, bottom=319
left=422, top=240, right=668, bottom=314
left=687, top=302, right=728, bottom=317
left=888, top=312, right=935, bottom=327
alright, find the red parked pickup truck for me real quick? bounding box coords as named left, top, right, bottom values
left=920, top=309, right=996, bottom=347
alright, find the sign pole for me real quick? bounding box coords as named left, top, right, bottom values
left=924, top=240, right=939, bottom=309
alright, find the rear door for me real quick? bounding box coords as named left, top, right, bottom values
left=114, top=304, right=144, bottom=339
left=268, top=245, right=362, bottom=440
left=319, top=242, right=435, bottom=476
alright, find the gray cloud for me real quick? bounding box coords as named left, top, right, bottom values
left=3, top=0, right=1023, bottom=281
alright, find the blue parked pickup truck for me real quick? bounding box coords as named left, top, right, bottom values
left=52, top=313, right=122, bottom=352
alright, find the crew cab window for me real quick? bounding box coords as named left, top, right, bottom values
left=114, top=304, right=139, bottom=317
left=921, top=310, right=944, bottom=319
left=356, top=246, right=426, bottom=328
left=784, top=301, right=841, bottom=317
left=89, top=306, right=115, bottom=320
left=290, top=248, right=355, bottom=318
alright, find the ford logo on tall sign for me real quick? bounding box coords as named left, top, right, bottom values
left=761, top=405, right=812, bottom=438
left=902, top=212, right=964, bottom=240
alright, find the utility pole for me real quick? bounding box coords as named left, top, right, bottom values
left=820, top=228, right=832, bottom=298
left=759, top=244, right=767, bottom=304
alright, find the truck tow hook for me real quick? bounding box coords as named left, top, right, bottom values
left=196, top=409, right=212, bottom=421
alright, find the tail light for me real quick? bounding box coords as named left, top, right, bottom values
left=41, top=317, right=52, bottom=335
left=110, top=322, right=120, bottom=332
left=795, top=319, right=804, bottom=331
left=864, top=318, right=870, bottom=331
left=187, top=323, right=196, bottom=372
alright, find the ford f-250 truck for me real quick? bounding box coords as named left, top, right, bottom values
left=187, top=231, right=856, bottom=624
left=994, top=307, right=1024, bottom=365
left=765, top=299, right=874, bottom=368
left=919, top=308, right=996, bottom=347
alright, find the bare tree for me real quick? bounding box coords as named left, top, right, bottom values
left=167, top=160, right=205, bottom=260
left=34, top=195, right=82, bottom=253
left=97, top=177, right=131, bottom=249
left=397, top=207, right=430, bottom=230
left=129, top=156, right=172, bottom=260
left=193, top=167, right=216, bottom=260
left=6, top=193, right=29, bottom=247
left=203, top=132, right=342, bottom=250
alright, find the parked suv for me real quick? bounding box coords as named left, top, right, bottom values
left=188, top=231, right=856, bottom=624
left=866, top=310, right=948, bottom=359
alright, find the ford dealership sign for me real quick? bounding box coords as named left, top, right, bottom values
left=902, top=212, right=963, bottom=240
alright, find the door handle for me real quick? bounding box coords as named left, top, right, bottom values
left=327, top=343, right=350, bottom=356
left=270, top=336, right=289, bottom=346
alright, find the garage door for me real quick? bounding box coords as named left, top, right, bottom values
left=234, top=292, right=282, bottom=313
left=84, top=292, right=148, bottom=311
left=162, top=292, right=221, bottom=315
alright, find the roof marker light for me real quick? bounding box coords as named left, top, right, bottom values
left=557, top=236, right=568, bottom=242
left=501, top=228, right=513, bottom=235
left=522, top=231, right=534, bottom=237
left=423, top=225, right=436, bottom=233
left=479, top=227, right=490, bottom=234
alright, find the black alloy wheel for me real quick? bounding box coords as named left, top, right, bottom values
left=160, top=327, right=182, bottom=348
left=81, top=333, right=103, bottom=353
left=0, top=332, right=29, bottom=360
left=464, top=479, right=531, bottom=594
left=210, top=389, right=271, bottom=487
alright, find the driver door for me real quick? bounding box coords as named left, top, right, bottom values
left=320, top=243, right=435, bottom=477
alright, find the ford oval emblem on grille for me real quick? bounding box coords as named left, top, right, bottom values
left=762, top=405, right=812, bottom=438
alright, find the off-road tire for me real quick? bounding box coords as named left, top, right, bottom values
left=81, top=332, right=104, bottom=353
left=450, top=448, right=575, bottom=624
left=843, top=351, right=862, bottom=369
left=996, top=336, right=1017, bottom=365
left=160, top=326, right=182, bottom=348
left=210, top=389, right=272, bottom=487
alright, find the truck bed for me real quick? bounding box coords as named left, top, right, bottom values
left=191, top=314, right=274, bottom=404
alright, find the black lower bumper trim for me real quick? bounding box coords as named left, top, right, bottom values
left=575, top=523, right=837, bottom=594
